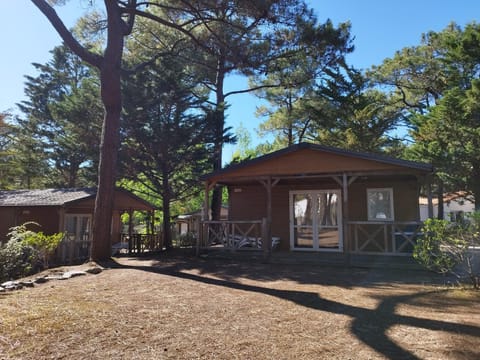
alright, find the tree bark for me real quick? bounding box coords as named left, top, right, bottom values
left=90, top=1, right=125, bottom=261
left=211, top=57, right=226, bottom=221
left=30, top=0, right=124, bottom=261
left=162, top=170, right=172, bottom=250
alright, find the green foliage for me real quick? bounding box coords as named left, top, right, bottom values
left=312, top=74, right=405, bottom=154
left=251, top=18, right=354, bottom=147
left=14, top=44, right=102, bottom=188
left=413, top=218, right=460, bottom=274
left=414, top=217, right=480, bottom=288
left=371, top=22, right=480, bottom=206
left=22, top=231, right=64, bottom=269
left=0, top=238, right=37, bottom=282
left=6, top=222, right=40, bottom=243
left=0, top=222, right=64, bottom=281
left=408, top=82, right=480, bottom=207
left=1, top=222, right=40, bottom=282
left=0, top=112, right=19, bottom=189
left=121, top=50, right=215, bottom=248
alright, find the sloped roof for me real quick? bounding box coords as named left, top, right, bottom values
left=0, top=188, right=156, bottom=211
left=0, top=188, right=96, bottom=207
left=202, top=142, right=433, bottom=182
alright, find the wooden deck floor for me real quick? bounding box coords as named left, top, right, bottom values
left=197, top=248, right=423, bottom=270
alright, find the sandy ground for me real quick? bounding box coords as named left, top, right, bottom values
left=1, top=253, right=479, bottom=359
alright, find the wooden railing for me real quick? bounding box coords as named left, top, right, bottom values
left=119, top=233, right=164, bottom=254
left=199, top=219, right=271, bottom=251
left=347, top=221, right=423, bottom=255
left=55, top=232, right=164, bottom=264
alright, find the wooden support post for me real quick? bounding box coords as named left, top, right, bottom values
left=342, top=173, right=350, bottom=264
left=261, top=217, right=268, bottom=259
left=58, top=208, right=65, bottom=234
left=198, top=181, right=215, bottom=256
left=57, top=208, right=66, bottom=263
left=128, top=208, right=133, bottom=254
left=426, top=176, right=434, bottom=219
left=260, top=177, right=273, bottom=262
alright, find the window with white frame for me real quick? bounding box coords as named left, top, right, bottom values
left=367, top=188, right=394, bottom=221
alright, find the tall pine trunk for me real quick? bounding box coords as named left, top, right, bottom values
left=162, top=169, right=172, bottom=249
left=90, top=2, right=124, bottom=261
left=211, top=57, right=226, bottom=221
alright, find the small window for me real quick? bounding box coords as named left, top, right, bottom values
left=367, top=188, right=394, bottom=221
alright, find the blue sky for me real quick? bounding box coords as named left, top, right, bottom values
left=2, top=1, right=480, bottom=161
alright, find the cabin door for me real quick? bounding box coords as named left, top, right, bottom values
left=65, top=215, right=92, bottom=242
left=63, top=214, right=92, bottom=260
left=290, top=190, right=343, bottom=252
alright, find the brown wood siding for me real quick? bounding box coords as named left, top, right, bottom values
left=229, top=185, right=291, bottom=250
left=348, top=179, right=420, bottom=221
left=0, top=208, right=16, bottom=243
left=64, top=191, right=155, bottom=214
left=228, top=177, right=421, bottom=251
left=112, top=191, right=154, bottom=211
left=229, top=186, right=267, bottom=221
left=213, top=148, right=418, bottom=182
left=3, top=206, right=61, bottom=236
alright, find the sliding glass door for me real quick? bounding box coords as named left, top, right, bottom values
left=290, top=190, right=343, bottom=251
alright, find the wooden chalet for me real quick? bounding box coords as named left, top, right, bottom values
left=0, top=188, right=159, bottom=263
left=199, top=142, right=434, bottom=267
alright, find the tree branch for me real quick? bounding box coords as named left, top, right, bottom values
left=31, top=0, right=103, bottom=68
left=224, top=83, right=282, bottom=98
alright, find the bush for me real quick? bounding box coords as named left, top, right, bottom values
left=414, top=216, right=480, bottom=288
left=0, top=238, right=37, bottom=282
left=0, top=222, right=64, bottom=282
left=22, top=230, right=64, bottom=268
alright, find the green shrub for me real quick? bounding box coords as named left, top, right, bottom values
left=0, top=222, right=64, bottom=282
left=0, top=238, right=37, bottom=282
left=413, top=218, right=460, bottom=274
left=22, top=231, right=64, bottom=268
left=414, top=216, right=480, bottom=288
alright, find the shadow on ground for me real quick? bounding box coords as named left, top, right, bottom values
left=114, top=250, right=448, bottom=288
left=104, top=253, right=480, bottom=360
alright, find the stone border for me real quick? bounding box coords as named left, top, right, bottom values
left=0, top=266, right=103, bottom=292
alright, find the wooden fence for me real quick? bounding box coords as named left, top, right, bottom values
left=347, top=221, right=423, bottom=255
left=119, top=233, right=164, bottom=255
left=198, top=219, right=281, bottom=252
left=56, top=232, right=164, bottom=264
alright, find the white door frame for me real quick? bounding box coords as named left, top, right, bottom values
left=64, top=214, right=92, bottom=242
left=289, top=190, right=343, bottom=252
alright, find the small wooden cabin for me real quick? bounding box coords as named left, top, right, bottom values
left=0, top=188, right=156, bottom=263
left=199, top=143, right=434, bottom=265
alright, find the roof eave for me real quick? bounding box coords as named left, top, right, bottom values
left=201, top=142, right=433, bottom=181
